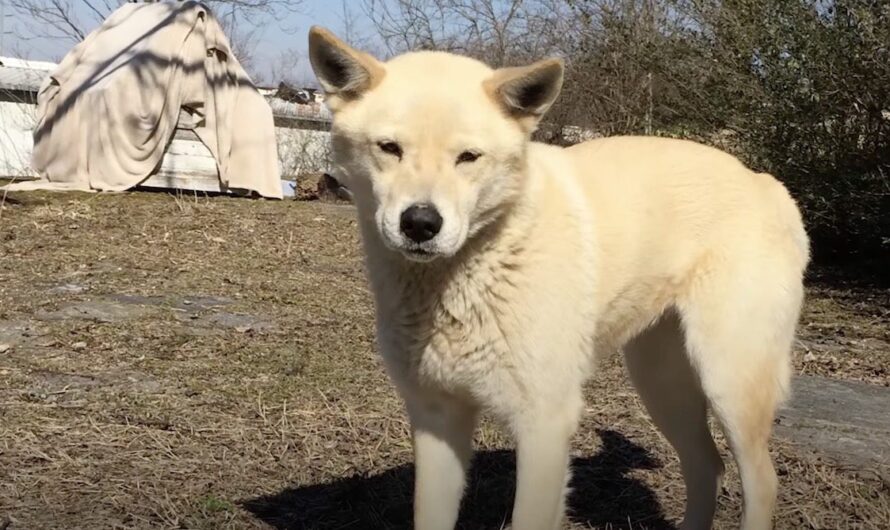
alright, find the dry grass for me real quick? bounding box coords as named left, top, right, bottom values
left=0, top=191, right=887, bottom=529
left=796, top=281, right=889, bottom=385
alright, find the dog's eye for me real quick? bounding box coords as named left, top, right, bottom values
left=456, top=150, right=482, bottom=164
left=377, top=141, right=403, bottom=159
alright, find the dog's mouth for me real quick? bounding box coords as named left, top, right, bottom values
left=376, top=228, right=442, bottom=262
left=401, top=246, right=440, bottom=263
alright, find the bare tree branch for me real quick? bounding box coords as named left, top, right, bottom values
left=361, top=0, right=567, bottom=65
left=8, top=0, right=304, bottom=46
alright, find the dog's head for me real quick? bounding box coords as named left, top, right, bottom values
left=308, top=27, right=563, bottom=262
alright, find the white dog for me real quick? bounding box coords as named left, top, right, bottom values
left=308, top=26, right=809, bottom=530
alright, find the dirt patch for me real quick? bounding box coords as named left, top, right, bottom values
left=0, top=191, right=887, bottom=529
left=795, top=281, right=890, bottom=385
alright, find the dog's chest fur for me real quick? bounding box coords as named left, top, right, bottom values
left=372, top=233, right=532, bottom=400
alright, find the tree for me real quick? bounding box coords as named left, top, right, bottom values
left=362, top=0, right=568, bottom=66
left=360, top=0, right=889, bottom=260
left=664, top=0, right=890, bottom=258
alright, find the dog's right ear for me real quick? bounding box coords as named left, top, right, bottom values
left=308, top=26, right=384, bottom=112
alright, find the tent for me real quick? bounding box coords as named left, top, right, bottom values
left=6, top=1, right=282, bottom=199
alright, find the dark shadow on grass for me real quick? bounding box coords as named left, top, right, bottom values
left=242, top=429, right=674, bottom=530
left=807, top=263, right=890, bottom=290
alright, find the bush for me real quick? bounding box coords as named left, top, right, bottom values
left=365, top=0, right=889, bottom=263
left=553, top=0, right=889, bottom=261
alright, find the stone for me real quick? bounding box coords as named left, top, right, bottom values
left=35, top=300, right=150, bottom=323
left=776, top=375, right=890, bottom=479
left=107, top=294, right=233, bottom=311
left=48, top=283, right=88, bottom=295
left=0, top=320, right=42, bottom=347
left=108, top=294, right=166, bottom=306
left=173, top=295, right=234, bottom=311
left=172, top=310, right=274, bottom=333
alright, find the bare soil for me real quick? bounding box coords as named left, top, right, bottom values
left=0, top=191, right=887, bottom=529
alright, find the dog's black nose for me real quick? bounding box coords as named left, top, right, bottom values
left=400, top=204, right=443, bottom=243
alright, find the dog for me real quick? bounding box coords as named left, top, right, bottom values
left=308, top=26, right=809, bottom=530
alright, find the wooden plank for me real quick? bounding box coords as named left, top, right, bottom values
left=273, top=115, right=331, bottom=131
left=157, top=140, right=218, bottom=176
left=139, top=171, right=296, bottom=198
left=173, top=128, right=202, bottom=141
left=164, top=139, right=216, bottom=158
left=140, top=172, right=227, bottom=194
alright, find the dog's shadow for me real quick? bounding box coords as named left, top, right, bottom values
left=242, top=429, right=674, bottom=529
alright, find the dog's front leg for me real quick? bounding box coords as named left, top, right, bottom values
left=510, top=389, right=583, bottom=530
left=407, top=393, right=477, bottom=530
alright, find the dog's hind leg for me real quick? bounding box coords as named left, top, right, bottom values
left=624, top=310, right=724, bottom=530
left=678, top=263, right=803, bottom=530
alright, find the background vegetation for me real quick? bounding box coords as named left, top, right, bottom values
left=363, top=0, right=889, bottom=267
left=8, top=0, right=888, bottom=266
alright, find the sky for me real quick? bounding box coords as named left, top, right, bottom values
left=0, top=0, right=364, bottom=85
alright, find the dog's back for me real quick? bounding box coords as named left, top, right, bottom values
left=549, top=136, right=809, bottom=354
left=566, top=136, right=808, bottom=277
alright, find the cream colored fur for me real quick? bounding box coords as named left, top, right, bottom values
left=308, top=26, right=810, bottom=530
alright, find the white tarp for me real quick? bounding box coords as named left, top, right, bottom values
left=6, top=1, right=282, bottom=199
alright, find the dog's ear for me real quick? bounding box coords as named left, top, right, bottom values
left=308, top=26, right=384, bottom=112
left=485, top=58, right=564, bottom=131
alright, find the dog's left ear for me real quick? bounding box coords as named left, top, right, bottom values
left=485, top=58, right=564, bottom=131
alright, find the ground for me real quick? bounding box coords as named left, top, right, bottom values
left=0, top=191, right=887, bottom=530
